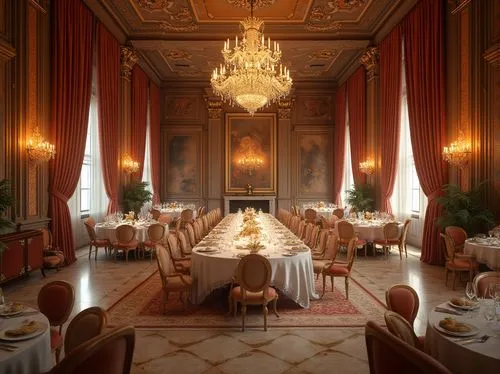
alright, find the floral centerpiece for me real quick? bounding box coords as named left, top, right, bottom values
left=124, top=211, right=136, bottom=221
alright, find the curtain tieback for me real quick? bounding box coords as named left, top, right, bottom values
left=427, top=190, right=442, bottom=201
left=52, top=190, right=69, bottom=203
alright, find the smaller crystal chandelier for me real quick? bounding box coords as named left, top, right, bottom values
left=26, top=126, right=56, bottom=163
left=237, top=150, right=263, bottom=176
left=359, top=158, right=375, bottom=175
left=122, top=153, right=140, bottom=174
left=210, top=0, right=292, bottom=115
left=442, top=130, right=471, bottom=168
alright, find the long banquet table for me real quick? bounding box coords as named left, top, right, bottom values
left=190, top=213, right=319, bottom=308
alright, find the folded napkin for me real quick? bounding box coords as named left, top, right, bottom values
left=434, top=307, right=463, bottom=316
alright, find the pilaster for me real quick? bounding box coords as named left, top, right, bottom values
left=205, top=96, right=223, bottom=211
left=276, top=98, right=294, bottom=213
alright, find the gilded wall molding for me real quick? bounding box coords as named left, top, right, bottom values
left=120, top=46, right=138, bottom=80
left=205, top=97, right=223, bottom=120
left=278, top=98, right=295, bottom=120
left=359, top=47, right=379, bottom=81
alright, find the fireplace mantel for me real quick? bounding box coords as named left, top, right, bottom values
left=223, top=195, right=276, bottom=216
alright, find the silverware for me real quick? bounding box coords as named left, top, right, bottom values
left=459, top=335, right=489, bottom=345
left=434, top=307, right=463, bottom=316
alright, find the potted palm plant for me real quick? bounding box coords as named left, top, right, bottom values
left=345, top=184, right=374, bottom=213
left=122, top=181, right=152, bottom=216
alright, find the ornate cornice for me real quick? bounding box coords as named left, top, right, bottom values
left=120, top=46, right=138, bottom=80
left=359, top=47, right=379, bottom=81
left=227, top=0, right=276, bottom=9
left=205, top=97, right=223, bottom=120
left=278, top=98, right=295, bottom=120
left=483, top=43, right=500, bottom=66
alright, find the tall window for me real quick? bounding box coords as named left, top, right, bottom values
left=341, top=107, right=354, bottom=210
left=142, top=90, right=152, bottom=193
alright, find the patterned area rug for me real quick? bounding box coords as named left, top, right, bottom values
left=107, top=271, right=386, bottom=328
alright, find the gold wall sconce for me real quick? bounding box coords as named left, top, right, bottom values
left=359, top=158, right=375, bottom=175
left=442, top=130, right=471, bottom=169
left=122, top=153, right=140, bottom=174
left=26, top=126, right=56, bottom=163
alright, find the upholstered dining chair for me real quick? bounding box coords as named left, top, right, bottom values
left=46, top=326, right=135, bottom=374
left=398, top=219, right=411, bottom=258
left=332, top=208, right=344, bottom=220
left=364, top=321, right=450, bottom=374
left=373, top=222, right=400, bottom=259
left=304, top=208, right=317, bottom=224
left=385, top=284, right=420, bottom=327
left=318, top=237, right=356, bottom=299
left=156, top=244, right=192, bottom=312
left=337, top=220, right=367, bottom=257
left=142, top=223, right=166, bottom=262
left=444, top=226, right=468, bottom=253
left=230, top=254, right=279, bottom=331
left=40, top=228, right=65, bottom=276
left=157, top=214, right=172, bottom=225
left=440, top=233, right=477, bottom=290
left=384, top=311, right=425, bottom=351
left=177, top=230, right=192, bottom=257
left=38, top=280, right=75, bottom=363
left=64, top=307, right=107, bottom=356
left=149, top=208, right=161, bottom=221
left=313, top=234, right=340, bottom=279
left=297, top=219, right=306, bottom=240
left=302, top=222, right=314, bottom=246
left=311, top=229, right=329, bottom=259
left=185, top=222, right=197, bottom=248
left=84, top=218, right=111, bottom=260
left=472, top=271, right=500, bottom=298
left=192, top=219, right=203, bottom=243
left=113, top=225, right=139, bottom=262
left=166, top=233, right=191, bottom=275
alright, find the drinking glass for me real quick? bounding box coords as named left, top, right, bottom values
left=483, top=304, right=495, bottom=322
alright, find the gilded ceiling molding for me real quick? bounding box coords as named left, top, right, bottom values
left=448, top=0, right=472, bottom=15
left=483, top=44, right=500, bottom=66
left=226, top=0, right=276, bottom=9
left=120, top=47, right=139, bottom=80
left=136, top=1, right=198, bottom=32
left=278, top=98, right=295, bottom=120
left=159, top=20, right=198, bottom=32
left=305, top=0, right=367, bottom=32
left=359, top=47, right=379, bottom=81
left=206, top=98, right=223, bottom=120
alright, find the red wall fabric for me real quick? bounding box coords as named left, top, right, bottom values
left=96, top=23, right=120, bottom=214
left=149, top=82, right=161, bottom=204
left=347, top=67, right=367, bottom=186
left=379, top=26, right=403, bottom=214
left=131, top=66, right=149, bottom=180
left=402, top=0, right=447, bottom=265
left=333, top=84, right=347, bottom=206
left=49, top=0, right=94, bottom=264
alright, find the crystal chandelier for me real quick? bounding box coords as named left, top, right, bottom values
left=359, top=158, right=375, bottom=175
left=26, top=126, right=56, bottom=163
left=442, top=130, right=471, bottom=168
left=122, top=153, right=140, bottom=174
left=210, top=0, right=292, bottom=115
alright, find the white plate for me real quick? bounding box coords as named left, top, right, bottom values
left=282, top=252, right=298, bottom=257
left=434, top=321, right=479, bottom=337
left=0, top=322, right=47, bottom=341
left=448, top=300, right=479, bottom=311
left=0, top=303, right=25, bottom=317
left=196, top=248, right=218, bottom=253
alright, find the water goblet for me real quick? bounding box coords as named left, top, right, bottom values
left=483, top=303, right=495, bottom=323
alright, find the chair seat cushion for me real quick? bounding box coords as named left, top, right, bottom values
left=167, top=275, right=193, bottom=290
left=373, top=239, right=399, bottom=245
left=142, top=240, right=158, bottom=248
left=92, top=239, right=110, bottom=246
left=44, top=256, right=63, bottom=267
left=447, top=259, right=476, bottom=270
left=50, top=328, right=63, bottom=350
left=231, top=286, right=277, bottom=302
left=324, top=264, right=350, bottom=276
left=340, top=238, right=367, bottom=247
left=113, top=240, right=139, bottom=249
left=313, top=260, right=329, bottom=273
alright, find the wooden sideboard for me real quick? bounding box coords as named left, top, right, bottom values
left=0, top=230, right=44, bottom=284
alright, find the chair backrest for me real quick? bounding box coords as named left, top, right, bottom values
left=345, top=237, right=357, bottom=270
left=365, top=321, right=451, bottom=374
left=319, top=215, right=329, bottom=229
left=332, top=208, right=344, bottom=219
left=202, top=215, right=210, bottom=234
left=337, top=220, right=355, bottom=241
left=38, top=280, right=75, bottom=327
left=473, top=271, right=500, bottom=298
left=166, top=233, right=183, bottom=260
left=115, top=225, right=136, bottom=244
left=47, top=326, right=135, bottom=374
left=84, top=221, right=97, bottom=242
left=400, top=219, right=411, bottom=243
left=324, top=234, right=340, bottom=260
left=384, top=311, right=421, bottom=348
left=303, top=223, right=314, bottom=244
left=297, top=220, right=306, bottom=239
left=315, top=229, right=329, bottom=255
left=64, top=307, right=107, bottom=355
left=384, top=222, right=400, bottom=241
left=193, top=219, right=203, bottom=242
left=444, top=226, right=467, bottom=251
left=156, top=244, right=176, bottom=282
left=289, top=216, right=300, bottom=233
left=157, top=214, right=172, bottom=224
left=147, top=223, right=166, bottom=243
left=237, top=254, right=272, bottom=297
left=185, top=223, right=196, bottom=247
left=86, top=216, right=96, bottom=227
left=177, top=230, right=190, bottom=253
left=309, top=225, right=321, bottom=248
left=40, top=228, right=53, bottom=249
left=199, top=206, right=206, bottom=217
left=181, top=209, right=194, bottom=222
left=385, top=284, right=419, bottom=326
left=304, top=208, right=317, bottom=222
left=440, top=233, right=455, bottom=262
left=150, top=209, right=161, bottom=220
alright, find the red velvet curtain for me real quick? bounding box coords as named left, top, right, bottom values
left=333, top=84, right=347, bottom=206
left=149, top=82, right=161, bottom=204
left=347, top=67, right=367, bottom=186
left=49, top=0, right=94, bottom=264
left=96, top=23, right=120, bottom=214
left=379, top=26, right=403, bottom=214
left=402, top=0, right=447, bottom=265
left=131, top=66, right=149, bottom=180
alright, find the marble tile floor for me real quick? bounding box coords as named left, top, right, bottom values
left=2, top=246, right=470, bottom=373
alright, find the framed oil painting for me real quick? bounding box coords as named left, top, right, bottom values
left=166, top=131, right=201, bottom=196
left=225, top=113, right=276, bottom=195
left=296, top=130, right=331, bottom=196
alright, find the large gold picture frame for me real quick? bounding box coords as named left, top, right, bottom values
left=225, top=113, right=277, bottom=195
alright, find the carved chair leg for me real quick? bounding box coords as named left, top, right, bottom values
left=345, top=276, right=349, bottom=300
left=40, top=267, right=46, bottom=277
left=88, top=244, right=93, bottom=259
left=241, top=304, right=247, bottom=332
left=263, top=303, right=268, bottom=332
left=272, top=296, right=279, bottom=317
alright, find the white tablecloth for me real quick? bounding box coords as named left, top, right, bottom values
left=464, top=238, right=500, bottom=270
left=190, top=214, right=319, bottom=308
left=333, top=219, right=401, bottom=243
left=0, top=308, right=52, bottom=374
left=159, top=209, right=197, bottom=220
left=425, top=302, right=500, bottom=374
left=300, top=208, right=335, bottom=219
left=95, top=221, right=167, bottom=243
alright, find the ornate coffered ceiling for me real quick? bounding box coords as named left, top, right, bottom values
left=92, top=0, right=417, bottom=83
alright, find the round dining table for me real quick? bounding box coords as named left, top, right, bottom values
left=464, top=238, right=500, bottom=270
left=333, top=219, right=401, bottom=243
left=0, top=307, right=52, bottom=374
left=95, top=220, right=167, bottom=243
left=425, top=302, right=500, bottom=374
